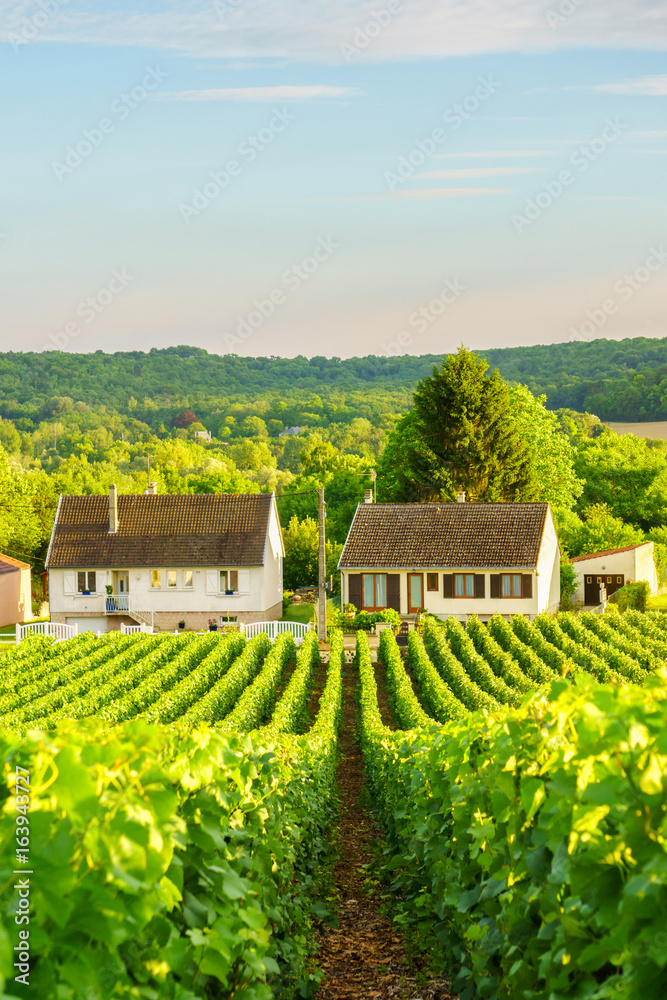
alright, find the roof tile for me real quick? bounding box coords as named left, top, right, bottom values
left=47, top=493, right=272, bottom=568
left=339, top=502, right=549, bottom=568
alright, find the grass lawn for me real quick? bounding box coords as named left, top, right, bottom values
left=282, top=603, right=315, bottom=625
left=649, top=594, right=667, bottom=611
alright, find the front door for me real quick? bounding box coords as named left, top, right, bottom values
left=408, top=573, right=423, bottom=613
left=584, top=573, right=624, bottom=605
left=114, top=571, right=130, bottom=594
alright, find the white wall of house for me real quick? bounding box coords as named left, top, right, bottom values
left=342, top=568, right=551, bottom=620
left=536, top=507, right=561, bottom=615
left=0, top=567, right=31, bottom=628
left=49, top=564, right=271, bottom=617
left=573, top=542, right=658, bottom=603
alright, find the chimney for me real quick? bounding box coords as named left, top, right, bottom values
left=144, top=482, right=158, bottom=495
left=364, top=489, right=373, bottom=504
left=456, top=489, right=466, bottom=503
left=109, top=484, right=118, bottom=533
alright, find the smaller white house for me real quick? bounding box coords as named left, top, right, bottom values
left=46, top=486, right=284, bottom=633
left=338, top=498, right=560, bottom=622
left=571, top=542, right=658, bottom=606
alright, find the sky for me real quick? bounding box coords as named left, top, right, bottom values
left=0, top=0, right=666, bottom=360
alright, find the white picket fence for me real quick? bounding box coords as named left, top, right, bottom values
left=6, top=619, right=310, bottom=648
left=241, top=620, right=312, bottom=645
left=14, top=621, right=78, bottom=644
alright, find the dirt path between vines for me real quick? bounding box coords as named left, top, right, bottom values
left=315, top=659, right=455, bottom=1000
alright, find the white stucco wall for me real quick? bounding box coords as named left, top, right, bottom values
left=0, top=568, right=31, bottom=628
left=573, top=542, right=658, bottom=603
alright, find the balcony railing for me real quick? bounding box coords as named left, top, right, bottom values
left=105, top=594, right=129, bottom=612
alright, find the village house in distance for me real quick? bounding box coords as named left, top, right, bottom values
left=338, top=494, right=560, bottom=621
left=45, top=485, right=284, bottom=632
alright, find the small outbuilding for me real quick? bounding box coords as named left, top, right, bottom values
left=571, top=542, right=658, bottom=606
left=0, top=554, right=32, bottom=628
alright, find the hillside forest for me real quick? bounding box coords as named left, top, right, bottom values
left=1, top=337, right=666, bottom=596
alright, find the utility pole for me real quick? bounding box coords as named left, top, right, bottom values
left=317, top=487, right=327, bottom=642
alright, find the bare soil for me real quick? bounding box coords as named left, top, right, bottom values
left=315, top=660, right=455, bottom=1000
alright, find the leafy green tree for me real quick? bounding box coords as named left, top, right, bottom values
left=574, top=430, right=667, bottom=529
left=282, top=516, right=341, bottom=591
left=510, top=386, right=583, bottom=509
left=553, top=503, right=645, bottom=558
left=379, top=348, right=540, bottom=502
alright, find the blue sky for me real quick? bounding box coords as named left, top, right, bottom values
left=1, top=0, right=666, bottom=359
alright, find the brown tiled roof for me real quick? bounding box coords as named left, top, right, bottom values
left=338, top=502, right=549, bottom=569
left=46, top=493, right=273, bottom=568
left=0, top=553, right=31, bottom=574
left=571, top=543, right=650, bottom=562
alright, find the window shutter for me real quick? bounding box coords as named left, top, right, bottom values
left=347, top=574, right=362, bottom=609
left=490, top=574, right=500, bottom=599
left=522, top=574, right=533, bottom=599
left=474, top=574, right=485, bottom=599
left=443, top=574, right=454, bottom=599
left=387, top=574, right=401, bottom=612
left=238, top=569, right=250, bottom=593
left=206, top=570, right=218, bottom=595
left=64, top=571, right=76, bottom=595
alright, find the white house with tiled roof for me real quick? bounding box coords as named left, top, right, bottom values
left=46, top=485, right=284, bottom=633
left=571, top=542, right=658, bottom=606
left=338, top=498, right=560, bottom=621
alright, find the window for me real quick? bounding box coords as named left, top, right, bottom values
left=454, top=573, right=475, bottom=598
left=77, top=571, right=97, bottom=594
left=220, top=570, right=239, bottom=593
left=617, top=577, right=622, bottom=584
left=361, top=573, right=387, bottom=610
left=167, top=570, right=177, bottom=588
left=221, top=615, right=237, bottom=623
left=586, top=577, right=592, bottom=584
left=151, top=570, right=161, bottom=589
left=183, top=570, right=193, bottom=589
left=501, top=574, right=522, bottom=598
left=427, top=573, right=439, bottom=591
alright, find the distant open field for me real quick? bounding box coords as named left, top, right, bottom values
left=606, top=421, right=667, bottom=440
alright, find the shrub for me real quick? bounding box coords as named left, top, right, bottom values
left=609, top=579, right=651, bottom=612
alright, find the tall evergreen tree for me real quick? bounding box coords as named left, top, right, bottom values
left=379, top=347, right=540, bottom=502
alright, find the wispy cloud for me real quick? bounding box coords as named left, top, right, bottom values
left=414, top=167, right=542, bottom=179
left=389, top=188, right=510, bottom=200
left=1, top=0, right=666, bottom=62
left=435, top=151, right=552, bottom=158
left=155, top=85, right=361, bottom=101
left=595, top=74, right=667, bottom=95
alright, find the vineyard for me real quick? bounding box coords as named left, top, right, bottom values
left=1, top=610, right=667, bottom=999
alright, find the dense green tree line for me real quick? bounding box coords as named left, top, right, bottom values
left=1, top=335, right=667, bottom=426
left=1, top=341, right=666, bottom=595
